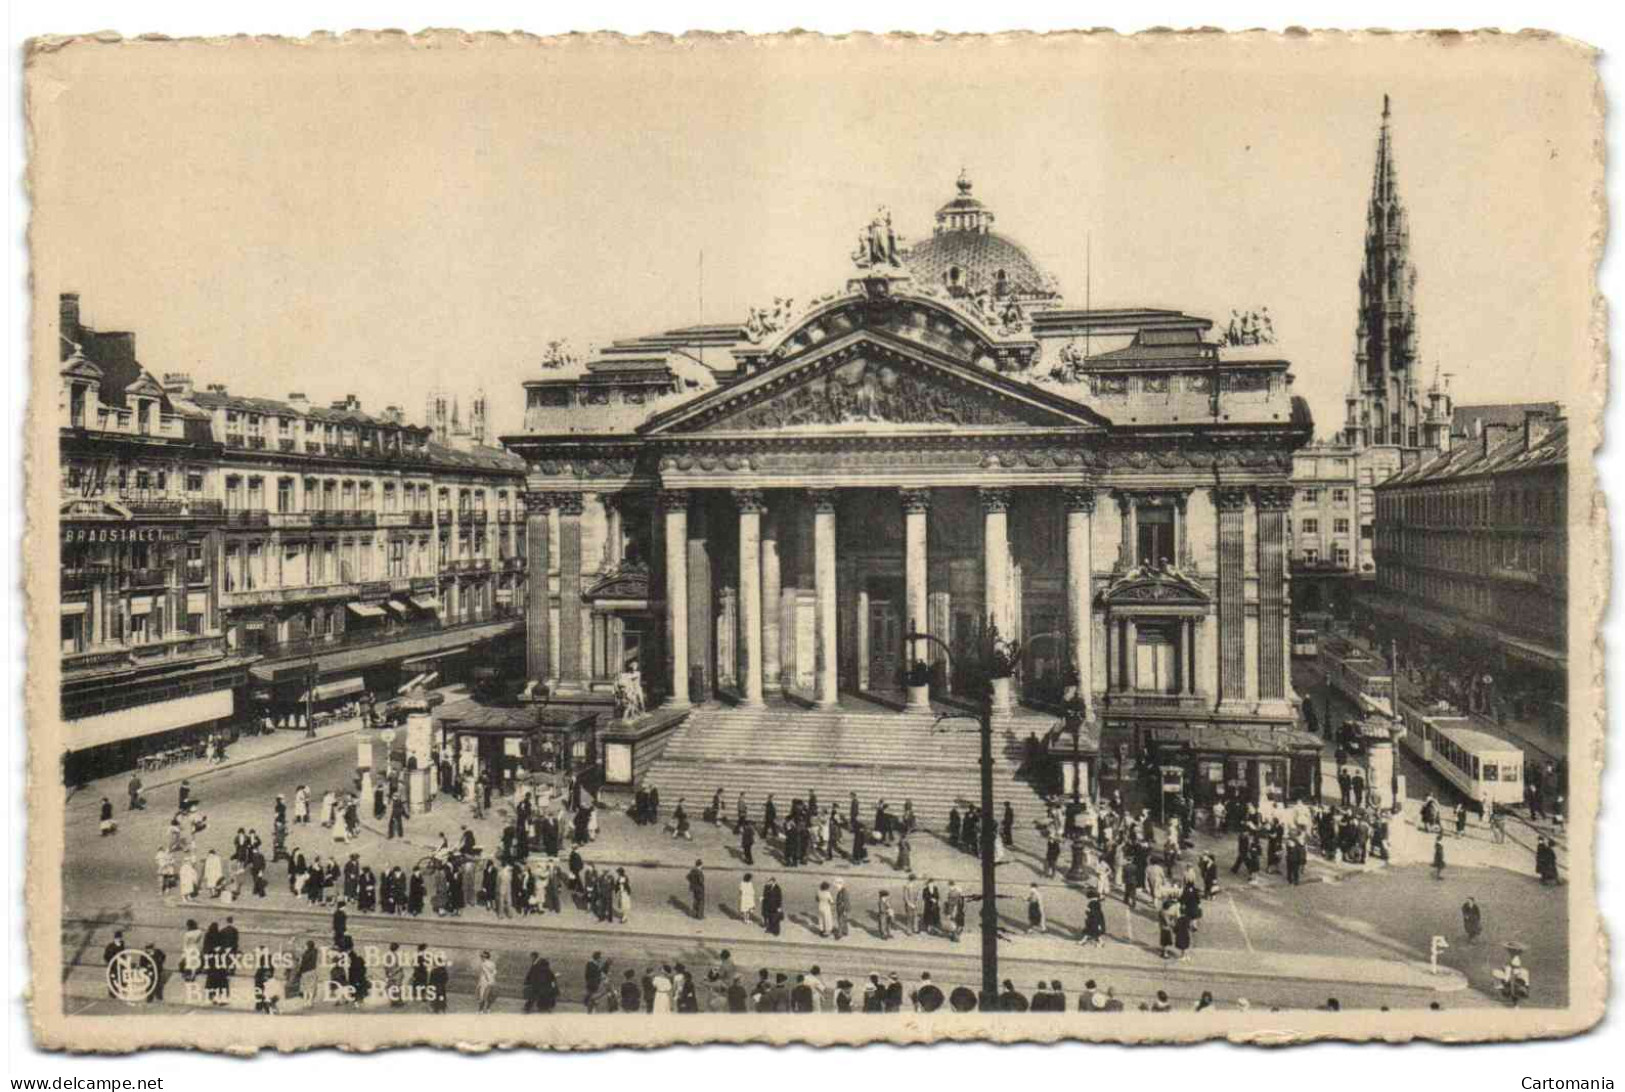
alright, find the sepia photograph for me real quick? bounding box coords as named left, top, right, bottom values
left=14, top=20, right=1609, bottom=1055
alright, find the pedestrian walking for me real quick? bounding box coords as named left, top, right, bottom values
left=687, top=859, right=706, bottom=920
left=878, top=889, right=895, bottom=939
left=477, top=950, right=499, bottom=1013
left=1462, top=896, right=1483, bottom=943
left=1026, top=883, right=1045, bottom=934
left=1432, top=834, right=1447, bottom=881
left=738, top=872, right=758, bottom=925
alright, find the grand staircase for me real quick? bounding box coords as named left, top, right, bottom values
left=642, top=698, right=1056, bottom=835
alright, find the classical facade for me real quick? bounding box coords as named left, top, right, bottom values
left=1369, top=407, right=1567, bottom=734
left=505, top=178, right=1319, bottom=807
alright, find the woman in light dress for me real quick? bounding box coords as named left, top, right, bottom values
left=816, top=881, right=836, bottom=937
left=613, top=869, right=632, bottom=923
left=738, top=873, right=757, bottom=925
left=180, top=919, right=203, bottom=982
left=476, top=951, right=498, bottom=1013
left=649, top=966, right=673, bottom=1014
left=179, top=854, right=199, bottom=902
left=201, top=849, right=224, bottom=898
left=586, top=802, right=600, bottom=842
left=321, top=791, right=337, bottom=828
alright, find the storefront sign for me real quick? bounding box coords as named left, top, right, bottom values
left=62, top=523, right=187, bottom=544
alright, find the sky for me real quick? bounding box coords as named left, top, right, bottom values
left=28, top=32, right=1600, bottom=441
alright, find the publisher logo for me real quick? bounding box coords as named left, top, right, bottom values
left=107, top=949, right=157, bottom=1003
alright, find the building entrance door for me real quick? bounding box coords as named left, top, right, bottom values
left=868, top=599, right=901, bottom=691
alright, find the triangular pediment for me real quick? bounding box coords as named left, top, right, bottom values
left=1099, top=565, right=1210, bottom=607
left=642, top=330, right=1106, bottom=436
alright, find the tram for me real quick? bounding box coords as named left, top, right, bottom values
left=1397, top=701, right=1524, bottom=807
left=1291, top=626, right=1320, bottom=659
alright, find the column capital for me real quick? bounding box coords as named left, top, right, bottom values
left=978, top=487, right=1012, bottom=514
left=555, top=492, right=586, bottom=517
left=1252, top=485, right=1295, bottom=512
left=732, top=488, right=767, bottom=514
left=1211, top=485, right=1251, bottom=512
left=657, top=488, right=693, bottom=513
left=1061, top=486, right=1097, bottom=514
left=1113, top=488, right=1135, bottom=514
left=899, top=487, right=933, bottom=514
left=523, top=491, right=559, bottom=515
left=807, top=488, right=839, bottom=514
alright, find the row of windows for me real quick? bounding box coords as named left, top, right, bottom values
left=1377, top=480, right=1563, bottom=529
left=1297, top=488, right=1351, bottom=505
left=1295, top=518, right=1352, bottom=535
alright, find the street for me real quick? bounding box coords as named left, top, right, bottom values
left=62, top=696, right=1569, bottom=1014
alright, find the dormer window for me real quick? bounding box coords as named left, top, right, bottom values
left=994, top=269, right=1008, bottom=296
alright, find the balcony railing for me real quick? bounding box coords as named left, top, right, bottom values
left=62, top=633, right=230, bottom=676
left=221, top=582, right=360, bottom=608
left=225, top=509, right=270, bottom=528
left=278, top=438, right=296, bottom=451
left=502, top=557, right=526, bottom=572
left=247, top=613, right=521, bottom=663
left=306, top=442, right=324, bottom=455
left=247, top=436, right=267, bottom=450
left=471, top=510, right=489, bottom=525
left=409, top=511, right=434, bottom=528
left=225, top=435, right=245, bottom=448
left=269, top=511, right=313, bottom=529
left=436, top=508, right=453, bottom=524
left=124, top=567, right=170, bottom=587
left=497, top=509, right=514, bottom=524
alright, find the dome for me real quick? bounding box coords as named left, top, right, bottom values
left=902, top=172, right=1060, bottom=301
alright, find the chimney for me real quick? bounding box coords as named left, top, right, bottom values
left=161, top=372, right=194, bottom=398
left=207, top=383, right=228, bottom=394
left=59, top=293, right=81, bottom=338
left=382, top=405, right=403, bottom=424
left=1523, top=408, right=1553, bottom=452
left=1483, top=421, right=1512, bottom=455
left=287, top=392, right=310, bottom=412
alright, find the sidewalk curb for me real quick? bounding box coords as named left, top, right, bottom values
left=134, top=725, right=365, bottom=797
left=69, top=903, right=1469, bottom=995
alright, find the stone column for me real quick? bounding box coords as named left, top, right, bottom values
left=1063, top=486, right=1095, bottom=704
left=524, top=492, right=553, bottom=684
left=855, top=584, right=871, bottom=691
left=901, top=487, right=932, bottom=711
left=661, top=490, right=691, bottom=707
left=602, top=495, right=623, bottom=569
left=1125, top=618, right=1139, bottom=692
left=557, top=493, right=585, bottom=688
left=981, top=487, right=1013, bottom=714
left=810, top=488, right=839, bottom=708
left=687, top=498, right=713, bottom=702
left=1254, top=486, right=1292, bottom=704
left=761, top=504, right=782, bottom=694
left=1214, top=486, right=1250, bottom=707
left=735, top=489, right=766, bottom=708
left=1185, top=618, right=1199, bottom=695
left=980, top=488, right=1012, bottom=636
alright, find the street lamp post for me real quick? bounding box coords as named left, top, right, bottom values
left=906, top=625, right=999, bottom=1010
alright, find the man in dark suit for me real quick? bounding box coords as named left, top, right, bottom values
left=762, top=877, right=784, bottom=936
left=686, top=860, right=706, bottom=920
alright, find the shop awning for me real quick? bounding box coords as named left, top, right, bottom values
left=410, top=595, right=440, bottom=612
left=249, top=618, right=520, bottom=682
left=386, top=600, right=412, bottom=618
left=68, top=688, right=234, bottom=751
left=402, top=647, right=468, bottom=671
left=347, top=603, right=386, bottom=619
left=300, top=676, right=367, bottom=704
